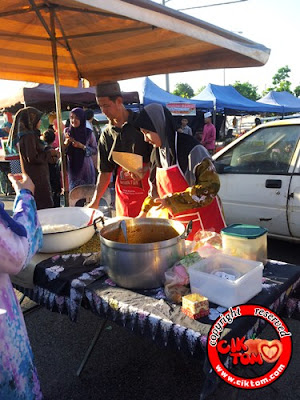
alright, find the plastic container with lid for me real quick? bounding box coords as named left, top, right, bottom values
left=188, top=254, right=263, bottom=308
left=221, top=224, right=268, bottom=265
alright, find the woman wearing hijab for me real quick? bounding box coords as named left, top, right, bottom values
left=134, top=104, right=226, bottom=240
left=10, top=107, right=59, bottom=210
left=0, top=173, right=43, bottom=399
left=64, top=107, right=97, bottom=191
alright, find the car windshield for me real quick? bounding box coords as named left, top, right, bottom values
left=216, top=124, right=300, bottom=174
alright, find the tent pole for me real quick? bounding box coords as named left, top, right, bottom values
left=50, top=9, right=69, bottom=207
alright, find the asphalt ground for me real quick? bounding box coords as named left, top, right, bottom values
left=1, top=194, right=299, bottom=400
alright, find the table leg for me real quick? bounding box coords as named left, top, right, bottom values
left=199, top=357, right=220, bottom=400
left=76, top=318, right=107, bottom=377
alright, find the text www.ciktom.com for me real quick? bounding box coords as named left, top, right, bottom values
left=215, top=363, right=286, bottom=388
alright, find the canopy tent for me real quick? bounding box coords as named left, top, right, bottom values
left=257, top=91, right=300, bottom=114
left=0, top=83, right=140, bottom=112
left=142, top=77, right=213, bottom=110
left=0, top=0, right=271, bottom=86
left=1, top=0, right=272, bottom=205
left=192, top=83, right=282, bottom=114
left=0, top=84, right=96, bottom=111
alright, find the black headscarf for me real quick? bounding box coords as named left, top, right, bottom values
left=135, top=103, right=211, bottom=189
left=134, top=104, right=177, bottom=168
left=64, top=108, right=91, bottom=173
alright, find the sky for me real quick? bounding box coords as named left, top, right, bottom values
left=120, top=0, right=300, bottom=96
left=0, top=0, right=299, bottom=99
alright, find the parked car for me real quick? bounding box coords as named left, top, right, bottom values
left=213, top=118, right=300, bottom=242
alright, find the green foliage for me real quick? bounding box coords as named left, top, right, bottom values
left=262, top=66, right=295, bottom=95
left=232, top=81, right=259, bottom=101
left=172, top=82, right=194, bottom=98
left=277, top=81, right=292, bottom=93
left=272, top=65, right=291, bottom=85
left=293, top=85, right=300, bottom=97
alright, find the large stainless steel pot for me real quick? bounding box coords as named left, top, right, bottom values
left=99, top=218, right=186, bottom=289
left=37, top=207, right=103, bottom=253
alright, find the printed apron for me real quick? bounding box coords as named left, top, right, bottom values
left=156, top=164, right=226, bottom=240
left=115, top=165, right=150, bottom=217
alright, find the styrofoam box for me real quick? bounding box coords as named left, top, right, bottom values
left=188, top=254, right=263, bottom=308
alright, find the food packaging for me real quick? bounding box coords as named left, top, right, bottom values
left=188, top=254, right=263, bottom=308
left=182, top=293, right=209, bottom=319
left=112, top=151, right=143, bottom=178
left=221, top=224, right=268, bottom=265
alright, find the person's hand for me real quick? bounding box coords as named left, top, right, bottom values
left=136, top=210, right=147, bottom=218
left=129, top=165, right=149, bottom=181
left=86, top=199, right=100, bottom=210
left=72, top=140, right=85, bottom=149
left=129, top=171, right=142, bottom=181
left=64, top=137, right=72, bottom=147
left=64, top=134, right=74, bottom=147
left=153, top=197, right=168, bottom=209
left=8, top=173, right=35, bottom=195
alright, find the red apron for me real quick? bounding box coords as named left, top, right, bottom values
left=156, top=164, right=226, bottom=240
left=115, top=164, right=150, bottom=217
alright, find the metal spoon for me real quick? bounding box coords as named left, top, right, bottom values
left=183, top=220, right=193, bottom=239
left=120, top=220, right=128, bottom=243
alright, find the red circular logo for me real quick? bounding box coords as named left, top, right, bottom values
left=207, top=304, right=292, bottom=389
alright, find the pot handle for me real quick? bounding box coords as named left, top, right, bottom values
left=182, top=220, right=193, bottom=239
left=93, top=215, right=105, bottom=231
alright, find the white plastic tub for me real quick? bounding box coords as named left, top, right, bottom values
left=188, top=254, right=263, bottom=308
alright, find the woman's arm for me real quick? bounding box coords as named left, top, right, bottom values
left=139, top=155, right=159, bottom=215
left=163, top=158, right=220, bottom=215
left=0, top=175, right=43, bottom=275
left=0, top=219, right=30, bottom=275
left=13, top=190, right=43, bottom=263
left=20, top=134, right=53, bottom=164
left=84, top=131, right=98, bottom=157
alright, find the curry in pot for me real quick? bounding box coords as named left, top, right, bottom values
left=102, top=223, right=179, bottom=244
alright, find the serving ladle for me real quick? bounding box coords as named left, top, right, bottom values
left=120, top=220, right=128, bottom=243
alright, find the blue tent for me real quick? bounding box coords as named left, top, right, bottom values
left=192, top=83, right=282, bottom=114
left=257, top=91, right=300, bottom=114
left=142, top=77, right=213, bottom=110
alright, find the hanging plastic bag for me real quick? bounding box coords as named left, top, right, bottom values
left=191, top=229, right=222, bottom=257
left=164, top=252, right=202, bottom=303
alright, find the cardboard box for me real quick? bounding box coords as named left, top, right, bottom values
left=182, top=293, right=209, bottom=319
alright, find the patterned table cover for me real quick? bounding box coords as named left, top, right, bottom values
left=15, top=258, right=300, bottom=359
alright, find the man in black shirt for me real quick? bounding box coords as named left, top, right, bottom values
left=87, top=81, right=152, bottom=217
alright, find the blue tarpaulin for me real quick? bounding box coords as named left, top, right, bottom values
left=257, top=91, right=300, bottom=114
left=142, top=77, right=213, bottom=110
left=192, top=83, right=282, bottom=114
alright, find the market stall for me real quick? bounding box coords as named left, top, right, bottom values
left=1, top=0, right=272, bottom=205
left=12, top=213, right=300, bottom=399
left=13, top=254, right=300, bottom=397
left=257, top=90, right=300, bottom=114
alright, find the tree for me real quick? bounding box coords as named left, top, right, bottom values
left=272, top=65, right=291, bottom=86
left=232, top=81, right=259, bottom=101
left=263, top=66, right=293, bottom=95
left=172, top=83, right=194, bottom=98
left=293, top=85, right=300, bottom=97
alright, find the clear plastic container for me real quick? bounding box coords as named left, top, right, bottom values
left=221, top=224, right=268, bottom=265
left=188, top=253, right=263, bottom=308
